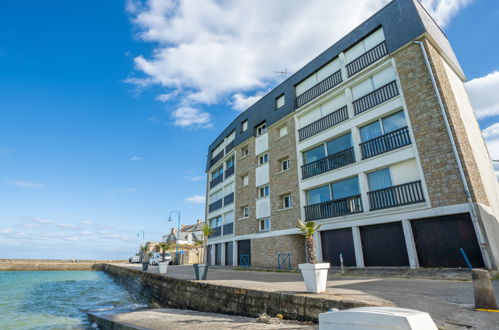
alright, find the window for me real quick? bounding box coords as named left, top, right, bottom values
left=224, top=183, right=234, bottom=195
left=241, top=147, right=249, bottom=157
left=282, top=195, right=292, bottom=209
left=351, top=66, right=396, bottom=99
left=296, top=58, right=341, bottom=96
left=241, top=120, right=248, bottom=132
left=345, top=28, right=385, bottom=63
left=209, top=189, right=223, bottom=203
left=276, top=95, right=285, bottom=109
left=303, top=145, right=326, bottom=164
left=212, top=142, right=224, bottom=158
left=258, top=185, right=270, bottom=198
left=259, top=218, right=271, bottom=231
left=210, top=216, right=222, bottom=228
left=307, top=185, right=331, bottom=204
left=368, top=168, right=392, bottom=191
left=226, top=130, right=235, bottom=143
left=241, top=206, right=249, bottom=218
left=360, top=111, right=406, bottom=142
left=211, top=166, right=223, bottom=180
left=280, top=158, right=290, bottom=171
left=279, top=126, right=288, bottom=137
left=258, top=153, right=269, bottom=165
left=226, top=157, right=234, bottom=168
left=326, top=133, right=352, bottom=155
left=242, top=175, right=249, bottom=187
left=306, top=176, right=360, bottom=205
left=256, top=122, right=267, bottom=136
left=224, top=211, right=234, bottom=224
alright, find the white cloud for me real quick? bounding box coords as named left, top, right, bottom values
left=171, top=106, right=212, bottom=128
left=185, top=175, right=205, bottom=181
left=79, top=231, right=93, bottom=236
left=81, top=220, right=92, bottom=225
left=126, top=0, right=470, bottom=122
left=185, top=195, right=206, bottom=204
left=130, top=156, right=143, bottom=161
left=465, top=71, right=499, bottom=119
left=123, top=187, right=137, bottom=193
left=26, top=216, right=53, bottom=224
left=64, top=236, right=79, bottom=241
left=420, top=0, right=473, bottom=27
left=7, top=180, right=44, bottom=189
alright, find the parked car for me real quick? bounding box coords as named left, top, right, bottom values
left=129, top=255, right=141, bottom=263
left=149, top=252, right=173, bottom=266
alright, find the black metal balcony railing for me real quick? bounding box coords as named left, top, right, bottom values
left=224, top=166, right=234, bottom=179
left=368, top=180, right=425, bottom=211
left=304, top=195, right=363, bottom=221
left=353, top=80, right=399, bottom=115
left=296, top=70, right=343, bottom=108
left=360, top=126, right=411, bottom=159
left=209, top=175, right=223, bottom=189
left=225, top=140, right=235, bottom=154
left=223, top=223, right=234, bottom=236
left=302, top=147, right=355, bottom=179
left=208, top=199, right=223, bottom=213
left=346, top=41, right=388, bottom=77
left=223, top=192, right=234, bottom=206
left=298, top=106, right=349, bottom=141
left=210, top=150, right=224, bottom=168
left=209, top=226, right=222, bottom=238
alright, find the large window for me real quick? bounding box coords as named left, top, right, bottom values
left=224, top=211, right=234, bottom=224
left=360, top=111, right=406, bottom=142
left=226, top=157, right=234, bottom=168
left=368, top=168, right=392, bottom=191
left=307, top=177, right=360, bottom=205
left=211, top=166, right=223, bottom=180
left=210, top=216, right=222, bottom=228
left=303, top=132, right=352, bottom=165
left=209, top=189, right=223, bottom=203
left=303, top=145, right=326, bottom=164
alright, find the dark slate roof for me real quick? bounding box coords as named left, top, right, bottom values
left=205, top=0, right=461, bottom=171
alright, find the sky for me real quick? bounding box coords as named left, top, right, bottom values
left=0, top=0, right=498, bottom=259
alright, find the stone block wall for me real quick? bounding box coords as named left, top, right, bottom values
left=251, top=234, right=306, bottom=268
left=235, top=136, right=257, bottom=236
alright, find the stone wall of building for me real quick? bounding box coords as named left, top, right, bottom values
left=268, top=115, right=301, bottom=231
left=235, top=136, right=258, bottom=236
left=393, top=41, right=468, bottom=208
left=251, top=235, right=306, bottom=268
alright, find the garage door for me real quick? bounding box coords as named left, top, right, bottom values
left=360, top=222, right=409, bottom=266
left=321, top=228, right=356, bottom=266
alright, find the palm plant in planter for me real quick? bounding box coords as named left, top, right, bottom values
left=297, top=219, right=330, bottom=293
left=158, top=242, right=172, bottom=274
left=193, top=224, right=214, bottom=280
left=140, top=245, right=152, bottom=271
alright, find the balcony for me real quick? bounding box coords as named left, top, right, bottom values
left=225, top=140, right=235, bottom=154
left=224, top=166, right=234, bottom=179
left=208, top=199, right=223, bottom=213
left=223, top=223, right=234, bottom=236
left=223, top=192, right=234, bottom=206
left=210, top=150, right=224, bottom=168
left=353, top=80, right=399, bottom=115
left=298, top=106, right=349, bottom=141
left=209, top=175, right=223, bottom=189
left=346, top=41, right=388, bottom=77
left=296, top=70, right=343, bottom=108
left=360, top=126, right=411, bottom=159
left=209, top=226, right=222, bottom=238
left=304, top=195, right=363, bottom=221
left=302, top=147, right=355, bottom=179
left=368, top=180, right=425, bottom=211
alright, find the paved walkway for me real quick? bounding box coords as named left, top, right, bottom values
left=115, top=264, right=499, bottom=329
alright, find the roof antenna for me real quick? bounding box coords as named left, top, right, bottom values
left=274, top=68, right=288, bottom=79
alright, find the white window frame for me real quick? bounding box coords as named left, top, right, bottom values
left=258, top=185, right=270, bottom=198
left=258, top=153, right=269, bottom=165
left=241, top=120, right=248, bottom=132
left=259, top=218, right=271, bottom=232
left=241, top=206, right=249, bottom=219
left=242, top=175, right=249, bottom=187
left=276, top=94, right=285, bottom=109
left=256, top=122, right=267, bottom=136
left=280, top=158, right=290, bottom=172
left=279, top=125, right=288, bottom=137
left=282, top=195, right=292, bottom=209
left=241, top=147, right=249, bottom=158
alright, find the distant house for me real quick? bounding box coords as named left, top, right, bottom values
left=162, top=219, right=204, bottom=245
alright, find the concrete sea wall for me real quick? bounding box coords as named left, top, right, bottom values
left=104, top=264, right=371, bottom=321
left=0, top=259, right=126, bottom=271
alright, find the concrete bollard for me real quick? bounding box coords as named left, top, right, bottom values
left=472, top=269, right=498, bottom=310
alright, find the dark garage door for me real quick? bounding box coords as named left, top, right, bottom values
left=321, top=228, right=356, bottom=266
left=237, top=239, right=251, bottom=266
left=206, top=245, right=212, bottom=265
left=215, top=243, right=222, bottom=265
left=360, top=222, right=409, bottom=267
left=411, top=213, right=484, bottom=268
left=225, top=241, right=234, bottom=266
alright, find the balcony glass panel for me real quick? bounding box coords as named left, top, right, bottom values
left=223, top=223, right=234, bottom=236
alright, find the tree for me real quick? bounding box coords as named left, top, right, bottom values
left=296, top=219, right=321, bottom=264
left=158, top=242, right=172, bottom=262
left=199, top=224, right=214, bottom=264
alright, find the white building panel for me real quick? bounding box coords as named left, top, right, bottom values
left=255, top=163, right=269, bottom=187
left=298, top=108, right=321, bottom=128
left=322, top=93, right=346, bottom=115
left=364, top=28, right=385, bottom=50
left=391, top=159, right=420, bottom=185
left=317, top=58, right=341, bottom=81
left=256, top=197, right=271, bottom=219
left=255, top=132, right=268, bottom=155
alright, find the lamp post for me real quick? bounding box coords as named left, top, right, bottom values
left=168, top=210, right=181, bottom=265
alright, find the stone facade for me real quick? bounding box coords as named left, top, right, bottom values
left=393, top=40, right=468, bottom=208
left=251, top=234, right=306, bottom=268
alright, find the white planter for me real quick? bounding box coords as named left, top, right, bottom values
left=158, top=262, right=168, bottom=274
left=299, top=263, right=330, bottom=293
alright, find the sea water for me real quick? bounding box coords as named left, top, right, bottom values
left=0, top=270, right=143, bottom=329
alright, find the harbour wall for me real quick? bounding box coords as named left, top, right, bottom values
left=0, top=259, right=126, bottom=271
left=104, top=264, right=372, bottom=321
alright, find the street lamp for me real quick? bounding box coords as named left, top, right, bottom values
left=168, top=210, right=181, bottom=264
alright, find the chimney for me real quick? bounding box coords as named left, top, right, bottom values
left=180, top=224, right=185, bottom=231
left=197, top=219, right=202, bottom=225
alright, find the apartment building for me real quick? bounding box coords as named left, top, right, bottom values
left=204, top=0, right=499, bottom=270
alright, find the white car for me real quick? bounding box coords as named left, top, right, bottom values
left=129, top=255, right=141, bottom=263
left=149, top=252, right=173, bottom=265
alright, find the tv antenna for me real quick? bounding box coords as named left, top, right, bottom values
left=274, top=68, right=288, bottom=79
